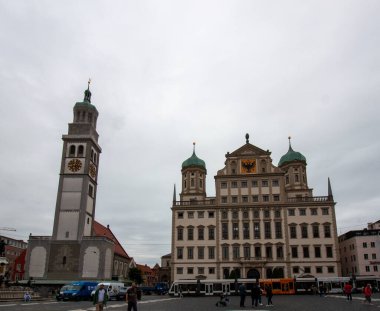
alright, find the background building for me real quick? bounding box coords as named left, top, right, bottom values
left=338, top=222, right=380, bottom=277
left=171, top=134, right=341, bottom=281
left=0, top=235, right=27, bottom=283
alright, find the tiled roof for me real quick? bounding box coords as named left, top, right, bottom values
left=136, top=264, right=153, bottom=274
left=93, top=221, right=130, bottom=259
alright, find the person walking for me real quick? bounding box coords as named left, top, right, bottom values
left=251, top=283, right=260, bottom=307
left=93, top=283, right=108, bottom=311
left=364, top=284, right=373, bottom=304
left=344, top=282, right=353, bottom=301
left=265, top=285, right=273, bottom=306
left=239, top=283, right=246, bottom=307
left=126, top=282, right=139, bottom=311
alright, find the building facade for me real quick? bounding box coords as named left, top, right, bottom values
left=338, top=222, right=380, bottom=277
left=171, top=135, right=341, bottom=281
left=25, top=84, right=116, bottom=281
left=0, top=235, right=27, bottom=282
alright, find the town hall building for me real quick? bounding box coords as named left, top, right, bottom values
left=171, top=134, right=341, bottom=281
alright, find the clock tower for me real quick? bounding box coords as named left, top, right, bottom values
left=52, top=81, right=101, bottom=240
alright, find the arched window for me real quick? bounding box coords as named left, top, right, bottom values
left=69, top=145, right=76, bottom=157
left=78, top=145, right=84, bottom=157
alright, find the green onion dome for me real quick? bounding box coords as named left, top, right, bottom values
left=278, top=138, right=306, bottom=167
left=182, top=143, right=206, bottom=169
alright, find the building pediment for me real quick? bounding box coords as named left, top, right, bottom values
left=227, top=143, right=271, bottom=158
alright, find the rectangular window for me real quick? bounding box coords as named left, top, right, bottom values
left=233, top=223, right=239, bottom=239
left=222, top=223, right=229, bottom=240
left=198, top=211, right=204, bottom=218
left=177, top=248, right=183, bottom=259
left=209, top=267, right=215, bottom=274
left=316, top=266, right=323, bottom=274
left=266, top=246, right=272, bottom=258
left=198, top=247, right=204, bottom=259
left=242, top=196, right=248, bottom=203
left=288, top=209, right=295, bottom=216
left=187, top=267, right=194, bottom=274
left=328, top=266, right=335, bottom=273
left=208, top=246, right=215, bottom=259
left=275, top=222, right=282, bottom=239
left=88, top=184, right=94, bottom=197
left=291, top=246, right=298, bottom=258
left=264, top=222, right=271, bottom=239
left=255, top=246, right=261, bottom=258
left=311, top=208, right=318, bottom=215
left=209, top=227, right=215, bottom=240
left=232, top=196, right=238, bottom=203
left=301, top=225, right=308, bottom=238
left=312, top=225, right=319, bottom=238
left=324, top=225, right=331, bottom=238
left=177, top=267, right=183, bottom=274
left=253, top=210, right=259, bottom=218
left=371, top=242, right=375, bottom=247
left=187, top=247, right=194, bottom=259
left=208, top=211, right=214, bottom=218
left=198, top=227, right=204, bottom=240
left=231, top=181, right=238, bottom=188
left=243, top=222, right=250, bottom=239
left=322, top=208, right=329, bottom=215
left=303, top=246, right=310, bottom=258
left=364, top=254, right=369, bottom=260
left=363, top=242, right=368, bottom=248
left=221, top=196, right=228, bottom=203
left=233, top=246, right=240, bottom=259
left=252, top=180, right=258, bottom=187
left=264, top=210, right=270, bottom=218
left=252, top=195, right=259, bottom=202
left=222, top=246, right=229, bottom=260
left=198, top=267, right=204, bottom=275
left=290, top=226, right=297, bottom=239
left=262, top=180, right=269, bottom=187
left=254, top=222, right=261, bottom=239
left=177, top=228, right=183, bottom=240
left=272, top=180, right=279, bottom=187
left=293, top=267, right=299, bottom=274
left=178, top=212, right=184, bottom=219
left=326, top=246, right=333, bottom=258
left=188, top=228, right=194, bottom=240
left=273, top=195, right=280, bottom=202
left=221, top=182, right=227, bottom=189
left=372, top=253, right=377, bottom=259
left=263, top=195, right=269, bottom=202
left=241, top=181, right=248, bottom=188
left=274, top=210, right=281, bottom=218
left=315, top=246, right=321, bottom=258
left=244, top=246, right=251, bottom=259
left=304, top=267, right=311, bottom=274
left=374, top=266, right=378, bottom=272
left=299, top=209, right=306, bottom=216
left=188, top=212, right=194, bottom=218
left=276, top=245, right=284, bottom=258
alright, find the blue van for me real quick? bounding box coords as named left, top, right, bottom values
left=57, top=281, right=98, bottom=301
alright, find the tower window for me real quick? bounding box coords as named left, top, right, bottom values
left=78, top=145, right=84, bottom=157
left=87, top=218, right=90, bottom=224
left=62, top=256, right=67, bottom=265
left=65, top=231, right=69, bottom=238
left=69, top=145, right=76, bottom=157
left=88, top=184, right=94, bottom=197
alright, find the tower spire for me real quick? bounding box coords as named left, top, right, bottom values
left=288, top=136, right=293, bottom=151
left=328, top=177, right=333, bottom=199
left=173, top=184, right=176, bottom=203
left=84, top=78, right=92, bottom=103
left=193, top=141, right=196, bottom=154
left=245, top=133, right=249, bottom=144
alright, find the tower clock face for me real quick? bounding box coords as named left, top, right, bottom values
left=241, top=159, right=256, bottom=174
left=89, top=163, right=97, bottom=178
left=67, top=159, right=82, bottom=172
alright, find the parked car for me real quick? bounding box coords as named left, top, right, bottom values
left=56, top=281, right=98, bottom=301
left=115, top=286, right=128, bottom=300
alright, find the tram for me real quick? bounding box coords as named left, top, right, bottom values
left=168, top=278, right=295, bottom=297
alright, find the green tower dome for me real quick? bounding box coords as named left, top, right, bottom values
left=278, top=138, right=307, bottom=167
left=182, top=143, right=206, bottom=169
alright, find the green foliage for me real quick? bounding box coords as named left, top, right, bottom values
left=128, top=267, right=143, bottom=284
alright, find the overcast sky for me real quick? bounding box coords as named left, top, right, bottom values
left=0, top=1, right=379, bottom=267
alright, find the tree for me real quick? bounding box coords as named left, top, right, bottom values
left=128, top=267, right=143, bottom=284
